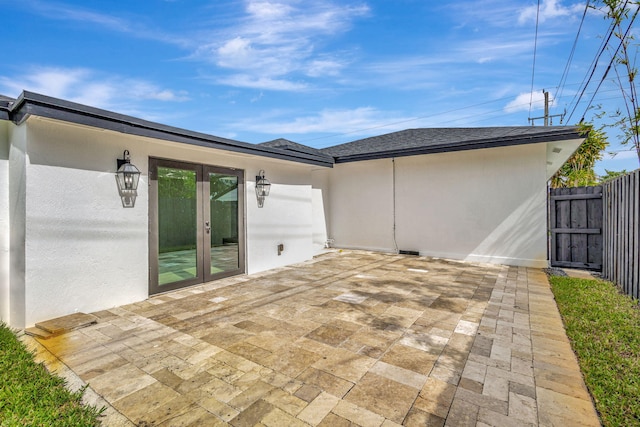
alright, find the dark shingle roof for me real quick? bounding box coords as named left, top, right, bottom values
left=321, top=126, right=583, bottom=163
left=2, top=91, right=334, bottom=167
left=0, top=94, right=14, bottom=120
left=258, top=138, right=328, bottom=156
left=259, top=138, right=333, bottom=163
left=3, top=91, right=584, bottom=166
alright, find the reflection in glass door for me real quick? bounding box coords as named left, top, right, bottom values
left=149, top=159, right=244, bottom=294
left=204, top=166, right=244, bottom=281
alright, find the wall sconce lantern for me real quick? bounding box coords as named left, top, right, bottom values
left=255, top=169, right=271, bottom=208
left=116, top=150, right=141, bottom=208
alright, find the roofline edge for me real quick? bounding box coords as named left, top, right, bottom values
left=9, top=91, right=334, bottom=168
left=332, top=129, right=584, bottom=163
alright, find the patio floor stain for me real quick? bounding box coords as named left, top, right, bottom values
left=25, top=250, right=600, bottom=426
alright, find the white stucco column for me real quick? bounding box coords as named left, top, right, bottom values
left=0, top=120, right=10, bottom=325
left=8, top=123, right=27, bottom=328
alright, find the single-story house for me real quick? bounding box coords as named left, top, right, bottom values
left=0, top=91, right=583, bottom=329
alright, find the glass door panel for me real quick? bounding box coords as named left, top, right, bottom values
left=150, top=159, right=244, bottom=295
left=158, top=166, right=199, bottom=285
left=205, top=167, right=244, bottom=281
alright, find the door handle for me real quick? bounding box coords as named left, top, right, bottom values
left=205, top=221, right=211, bottom=234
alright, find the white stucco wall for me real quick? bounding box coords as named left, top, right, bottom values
left=328, top=158, right=395, bottom=252
left=244, top=161, right=315, bottom=274
left=22, top=118, right=148, bottom=327
left=13, top=116, right=319, bottom=327
left=8, top=123, right=27, bottom=328
left=311, top=168, right=331, bottom=253
left=9, top=110, right=581, bottom=327
left=0, top=120, right=10, bottom=324
left=328, top=143, right=551, bottom=267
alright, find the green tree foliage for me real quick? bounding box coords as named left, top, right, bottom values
left=599, top=168, right=628, bottom=182
left=591, top=0, right=640, bottom=165
left=551, top=123, right=608, bottom=188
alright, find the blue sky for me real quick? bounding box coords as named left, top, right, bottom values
left=1, top=0, right=639, bottom=174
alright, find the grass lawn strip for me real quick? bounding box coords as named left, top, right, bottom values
left=0, top=322, right=103, bottom=426
left=549, top=276, right=640, bottom=427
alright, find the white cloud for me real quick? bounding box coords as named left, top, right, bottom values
left=246, top=1, right=293, bottom=20
left=504, top=90, right=553, bottom=113
left=196, top=0, right=369, bottom=89
left=306, top=59, right=345, bottom=77
left=518, top=0, right=584, bottom=25
left=604, top=149, right=639, bottom=160
left=458, top=37, right=538, bottom=64
left=17, top=1, right=366, bottom=91
left=217, top=74, right=307, bottom=91
left=447, top=0, right=525, bottom=29
left=24, top=0, right=190, bottom=47
left=232, top=107, right=414, bottom=136
left=0, top=66, right=189, bottom=108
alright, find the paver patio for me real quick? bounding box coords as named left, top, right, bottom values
left=23, top=250, right=600, bottom=426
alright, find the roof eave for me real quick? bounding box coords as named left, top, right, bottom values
left=8, top=91, right=334, bottom=168
left=332, top=129, right=583, bottom=163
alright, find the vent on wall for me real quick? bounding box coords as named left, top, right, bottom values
left=399, top=250, right=420, bottom=256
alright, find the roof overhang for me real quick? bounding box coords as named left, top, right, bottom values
left=545, top=137, right=584, bottom=180
left=331, top=127, right=584, bottom=163
left=4, top=91, right=334, bottom=168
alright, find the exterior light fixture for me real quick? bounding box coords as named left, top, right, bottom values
left=115, top=150, right=141, bottom=208
left=255, top=169, right=271, bottom=208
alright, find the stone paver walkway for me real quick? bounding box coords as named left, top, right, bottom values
left=25, top=250, right=600, bottom=426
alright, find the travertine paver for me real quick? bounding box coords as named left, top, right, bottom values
left=24, top=250, right=600, bottom=426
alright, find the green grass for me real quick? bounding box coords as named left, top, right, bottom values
left=0, top=322, right=104, bottom=426
left=549, top=276, right=640, bottom=427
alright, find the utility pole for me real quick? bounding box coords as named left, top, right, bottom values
left=528, top=89, right=565, bottom=126
left=544, top=90, right=549, bottom=126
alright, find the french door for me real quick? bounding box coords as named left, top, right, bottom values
left=149, top=159, right=245, bottom=294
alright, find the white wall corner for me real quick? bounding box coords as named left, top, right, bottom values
left=8, top=123, right=27, bottom=328
left=0, top=120, right=11, bottom=324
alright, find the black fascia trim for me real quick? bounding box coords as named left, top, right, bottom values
left=10, top=91, right=334, bottom=168
left=333, top=129, right=583, bottom=163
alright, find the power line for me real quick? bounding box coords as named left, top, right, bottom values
left=607, top=5, right=640, bottom=132
left=567, top=1, right=627, bottom=123
left=528, top=0, right=541, bottom=118
left=580, top=4, right=640, bottom=121
left=298, top=86, right=624, bottom=146
left=554, top=1, right=590, bottom=106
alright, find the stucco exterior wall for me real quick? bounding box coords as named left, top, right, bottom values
left=14, top=116, right=318, bottom=327
left=328, top=144, right=550, bottom=267
left=244, top=161, right=315, bottom=274
left=311, top=168, right=331, bottom=253
left=8, top=123, right=27, bottom=327
left=328, top=158, right=395, bottom=252
left=0, top=120, right=10, bottom=324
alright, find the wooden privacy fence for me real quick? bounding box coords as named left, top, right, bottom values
left=549, top=186, right=603, bottom=270
left=602, top=169, right=640, bottom=300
